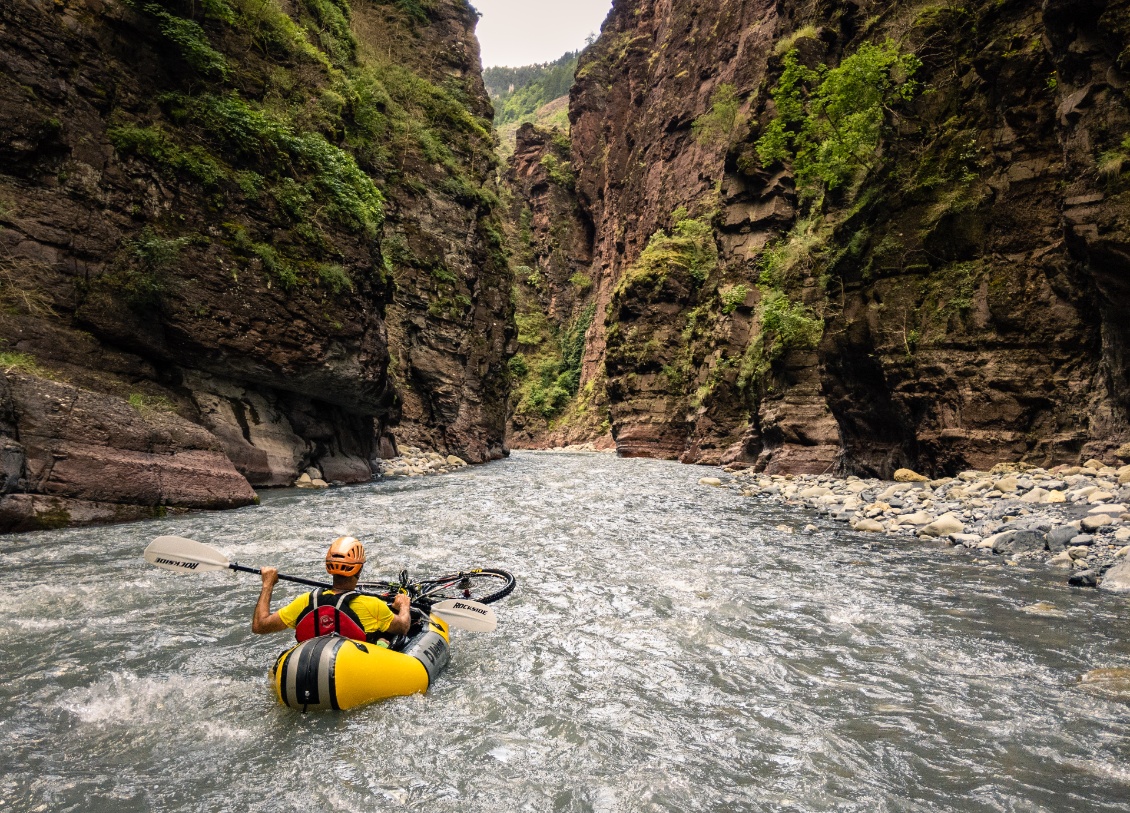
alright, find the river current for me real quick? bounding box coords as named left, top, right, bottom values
left=1, top=451, right=1128, bottom=812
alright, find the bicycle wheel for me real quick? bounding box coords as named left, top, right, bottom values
left=416, top=569, right=516, bottom=604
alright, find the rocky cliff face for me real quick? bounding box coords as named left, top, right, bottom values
left=0, top=0, right=511, bottom=532
left=509, top=0, right=1130, bottom=475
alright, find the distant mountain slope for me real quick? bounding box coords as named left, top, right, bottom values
left=484, top=50, right=579, bottom=126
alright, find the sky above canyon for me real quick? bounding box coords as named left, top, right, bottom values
left=472, top=0, right=613, bottom=67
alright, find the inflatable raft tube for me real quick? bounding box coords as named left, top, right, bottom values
left=270, top=614, right=450, bottom=711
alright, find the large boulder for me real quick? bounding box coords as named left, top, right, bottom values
left=990, top=530, right=1046, bottom=555
left=0, top=372, right=256, bottom=532
left=1099, top=559, right=1130, bottom=593
left=894, top=468, right=929, bottom=482
left=920, top=513, right=965, bottom=537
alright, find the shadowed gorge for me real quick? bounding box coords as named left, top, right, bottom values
left=0, top=0, right=512, bottom=531
left=504, top=0, right=1130, bottom=478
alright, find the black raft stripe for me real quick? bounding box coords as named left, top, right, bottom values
left=295, top=637, right=331, bottom=708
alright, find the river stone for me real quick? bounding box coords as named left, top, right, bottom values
left=800, top=486, right=833, bottom=498
left=994, top=476, right=1019, bottom=493
left=1019, top=487, right=1048, bottom=503
left=1089, top=491, right=1116, bottom=504
left=1116, top=545, right=1130, bottom=558
left=878, top=483, right=916, bottom=500
left=1069, top=570, right=1099, bottom=588
left=1068, top=545, right=1091, bottom=559
left=1022, top=601, right=1067, bottom=617
left=1115, top=527, right=1130, bottom=542
left=845, top=481, right=872, bottom=494
left=894, top=468, right=929, bottom=482
left=899, top=511, right=935, bottom=526
left=1070, top=534, right=1095, bottom=546
left=920, top=513, right=965, bottom=537
left=952, top=533, right=982, bottom=546
left=1089, top=503, right=1128, bottom=514
left=699, top=477, right=723, bottom=487
left=1045, top=526, right=1078, bottom=552
left=446, top=455, right=467, bottom=467
left=853, top=519, right=885, bottom=533
left=990, top=530, right=1046, bottom=555
left=1081, top=514, right=1115, bottom=531
left=1047, top=551, right=1074, bottom=568
left=1099, top=558, right=1130, bottom=593
left=1085, top=458, right=1105, bottom=470
left=1043, top=490, right=1067, bottom=504
left=1081, top=668, right=1130, bottom=697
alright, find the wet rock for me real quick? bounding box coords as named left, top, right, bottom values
left=1080, top=668, right=1130, bottom=697
left=1069, top=570, right=1099, bottom=588
left=951, top=533, right=982, bottom=546
left=1098, top=558, right=1130, bottom=593
left=1022, top=601, right=1066, bottom=617
left=990, top=530, right=1046, bottom=555
left=1047, top=551, right=1074, bottom=568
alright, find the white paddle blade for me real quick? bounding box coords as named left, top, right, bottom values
left=431, top=599, right=498, bottom=632
left=144, top=536, right=232, bottom=574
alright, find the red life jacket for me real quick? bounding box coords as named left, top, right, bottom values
left=294, top=589, right=368, bottom=643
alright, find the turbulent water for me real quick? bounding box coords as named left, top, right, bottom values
left=2, top=452, right=1129, bottom=812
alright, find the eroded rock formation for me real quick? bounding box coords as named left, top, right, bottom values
left=0, top=0, right=511, bottom=531
left=508, top=0, right=1130, bottom=476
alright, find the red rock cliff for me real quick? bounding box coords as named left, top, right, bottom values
left=0, top=0, right=512, bottom=531
left=511, top=0, right=1130, bottom=475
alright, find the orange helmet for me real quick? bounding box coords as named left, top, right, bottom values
left=325, top=536, right=366, bottom=578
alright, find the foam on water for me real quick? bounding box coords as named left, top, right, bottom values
left=1, top=451, right=1129, bottom=812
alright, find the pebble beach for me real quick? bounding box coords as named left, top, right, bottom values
left=703, top=460, right=1130, bottom=593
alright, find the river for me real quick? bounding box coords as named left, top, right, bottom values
left=1, top=451, right=1128, bottom=812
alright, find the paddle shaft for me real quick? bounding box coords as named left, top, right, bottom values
left=230, top=562, right=331, bottom=590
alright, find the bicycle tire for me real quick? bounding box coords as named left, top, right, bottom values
left=415, top=569, right=516, bottom=604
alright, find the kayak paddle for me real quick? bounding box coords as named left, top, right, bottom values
left=429, top=599, right=498, bottom=632
left=142, top=535, right=497, bottom=632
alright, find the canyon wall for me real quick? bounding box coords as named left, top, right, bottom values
left=0, top=0, right=512, bottom=531
left=508, top=0, right=1130, bottom=475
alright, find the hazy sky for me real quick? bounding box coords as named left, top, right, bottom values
left=472, top=0, right=613, bottom=67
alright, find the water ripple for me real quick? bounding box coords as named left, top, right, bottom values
left=1, top=451, right=1128, bottom=812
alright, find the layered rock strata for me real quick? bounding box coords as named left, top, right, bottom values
left=509, top=0, right=1130, bottom=475
left=0, top=0, right=510, bottom=531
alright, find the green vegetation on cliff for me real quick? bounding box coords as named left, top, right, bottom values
left=757, top=41, right=921, bottom=193
left=106, top=0, right=497, bottom=298
left=511, top=303, right=595, bottom=419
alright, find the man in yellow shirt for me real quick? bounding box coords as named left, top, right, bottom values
left=251, top=536, right=411, bottom=643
